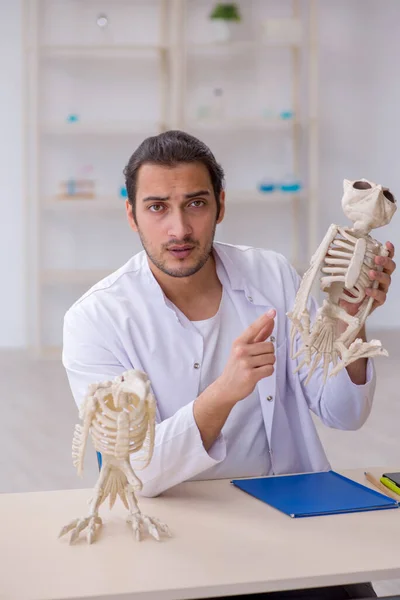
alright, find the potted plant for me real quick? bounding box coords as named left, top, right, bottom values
left=209, top=3, right=242, bottom=43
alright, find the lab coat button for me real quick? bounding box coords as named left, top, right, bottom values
left=247, top=296, right=253, bottom=302
left=270, top=336, right=275, bottom=343
left=194, top=362, right=200, bottom=369
left=266, top=395, right=273, bottom=402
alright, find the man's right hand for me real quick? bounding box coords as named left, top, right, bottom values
left=217, top=309, right=276, bottom=405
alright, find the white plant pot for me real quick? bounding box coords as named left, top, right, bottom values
left=210, top=20, right=240, bottom=43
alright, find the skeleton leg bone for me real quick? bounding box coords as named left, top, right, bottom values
left=58, top=463, right=111, bottom=544
left=121, top=460, right=171, bottom=542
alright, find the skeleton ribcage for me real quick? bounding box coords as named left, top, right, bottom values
left=320, top=227, right=380, bottom=304
left=90, top=403, right=149, bottom=460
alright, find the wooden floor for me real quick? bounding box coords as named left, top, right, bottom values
left=2, top=329, right=399, bottom=597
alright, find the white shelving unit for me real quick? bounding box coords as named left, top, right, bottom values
left=176, top=0, right=318, bottom=273
left=42, top=120, right=163, bottom=135
left=41, top=269, right=114, bottom=285
left=24, top=0, right=318, bottom=357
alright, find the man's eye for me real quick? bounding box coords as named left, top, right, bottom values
left=191, top=200, right=205, bottom=207
left=149, top=204, right=164, bottom=212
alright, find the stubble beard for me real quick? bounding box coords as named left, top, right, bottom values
left=137, top=223, right=217, bottom=278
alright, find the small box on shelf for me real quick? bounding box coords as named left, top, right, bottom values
left=57, top=179, right=96, bottom=200
left=56, top=164, right=96, bottom=200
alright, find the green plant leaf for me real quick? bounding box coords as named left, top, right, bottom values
left=209, top=3, right=241, bottom=21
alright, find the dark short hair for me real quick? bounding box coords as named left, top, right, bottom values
left=123, top=130, right=225, bottom=220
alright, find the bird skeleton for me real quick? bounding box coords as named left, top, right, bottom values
left=287, top=178, right=397, bottom=384
left=59, top=369, right=171, bottom=544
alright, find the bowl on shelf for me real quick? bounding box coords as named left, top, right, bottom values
left=257, top=179, right=276, bottom=193
left=280, top=176, right=302, bottom=192
left=280, top=110, right=294, bottom=120
left=66, top=113, right=79, bottom=124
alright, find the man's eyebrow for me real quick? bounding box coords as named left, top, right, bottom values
left=142, top=190, right=211, bottom=203
left=142, top=195, right=169, bottom=203
left=185, top=190, right=211, bottom=199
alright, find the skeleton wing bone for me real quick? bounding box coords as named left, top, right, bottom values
left=72, top=382, right=107, bottom=476
left=287, top=223, right=339, bottom=359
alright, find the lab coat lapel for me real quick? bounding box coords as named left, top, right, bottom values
left=229, top=286, right=278, bottom=444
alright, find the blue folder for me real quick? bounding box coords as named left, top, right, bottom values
left=231, top=470, right=399, bottom=518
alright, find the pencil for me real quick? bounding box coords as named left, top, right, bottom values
left=364, top=471, right=399, bottom=501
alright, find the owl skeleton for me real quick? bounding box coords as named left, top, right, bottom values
left=287, top=178, right=396, bottom=384
left=59, top=369, right=171, bottom=544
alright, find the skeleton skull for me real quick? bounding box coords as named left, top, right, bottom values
left=342, top=178, right=396, bottom=234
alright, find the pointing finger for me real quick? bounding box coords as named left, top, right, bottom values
left=253, top=317, right=276, bottom=343
left=252, top=310, right=276, bottom=343
left=239, top=309, right=276, bottom=344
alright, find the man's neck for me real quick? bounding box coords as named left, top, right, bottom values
left=148, top=253, right=222, bottom=319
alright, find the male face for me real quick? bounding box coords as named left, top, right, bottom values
left=126, top=162, right=225, bottom=278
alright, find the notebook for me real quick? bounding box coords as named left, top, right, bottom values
left=231, top=470, right=399, bottom=518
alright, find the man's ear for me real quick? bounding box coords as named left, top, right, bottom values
left=217, top=190, right=225, bottom=224
left=126, top=200, right=138, bottom=232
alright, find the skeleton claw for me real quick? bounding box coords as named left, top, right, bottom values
left=292, top=346, right=308, bottom=361
left=305, top=352, right=322, bottom=385
left=127, top=512, right=172, bottom=542
left=290, top=325, right=297, bottom=358
left=329, top=339, right=389, bottom=377
left=58, top=518, right=79, bottom=538
left=323, top=353, right=330, bottom=383
left=293, top=358, right=307, bottom=374
left=58, top=515, right=102, bottom=544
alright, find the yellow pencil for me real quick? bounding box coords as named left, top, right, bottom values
left=364, top=471, right=399, bottom=501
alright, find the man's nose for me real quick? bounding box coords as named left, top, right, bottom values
left=167, top=210, right=193, bottom=239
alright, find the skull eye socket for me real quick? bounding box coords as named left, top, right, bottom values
left=383, top=189, right=396, bottom=203
left=353, top=181, right=372, bottom=190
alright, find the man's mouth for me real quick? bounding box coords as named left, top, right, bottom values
left=167, top=245, right=194, bottom=258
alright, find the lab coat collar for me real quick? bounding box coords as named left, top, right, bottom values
left=212, top=242, right=276, bottom=308
left=136, top=241, right=275, bottom=310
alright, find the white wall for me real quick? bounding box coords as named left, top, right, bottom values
left=0, top=0, right=25, bottom=346
left=318, top=0, right=400, bottom=328
left=0, top=0, right=399, bottom=347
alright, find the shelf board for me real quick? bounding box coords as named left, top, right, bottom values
left=36, top=44, right=168, bottom=58
left=38, top=345, right=62, bottom=361
left=41, top=191, right=300, bottom=211
left=33, top=40, right=298, bottom=58
left=41, top=121, right=163, bottom=136
left=227, top=190, right=301, bottom=203
left=42, top=269, right=115, bottom=285
left=41, top=118, right=302, bottom=136
left=43, top=196, right=126, bottom=212
left=185, top=118, right=297, bottom=132
left=188, top=40, right=299, bottom=53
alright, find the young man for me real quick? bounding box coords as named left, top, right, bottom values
left=63, top=130, right=396, bottom=599
left=63, top=129, right=395, bottom=497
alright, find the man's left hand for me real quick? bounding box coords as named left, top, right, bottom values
left=340, top=241, right=396, bottom=317
left=340, top=241, right=395, bottom=385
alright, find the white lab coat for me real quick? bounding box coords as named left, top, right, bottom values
left=62, top=242, right=375, bottom=497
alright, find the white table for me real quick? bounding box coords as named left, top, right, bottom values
left=1, top=468, right=399, bottom=600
